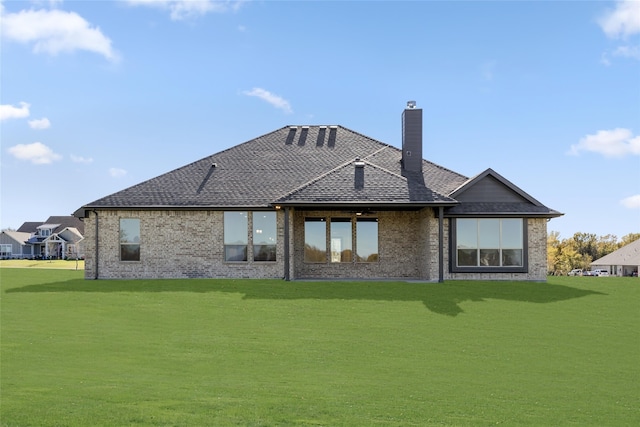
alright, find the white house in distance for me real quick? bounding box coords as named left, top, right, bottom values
left=590, top=239, right=640, bottom=277
left=0, top=230, right=33, bottom=259
left=0, top=216, right=85, bottom=259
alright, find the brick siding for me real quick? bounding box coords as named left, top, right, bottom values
left=84, top=209, right=547, bottom=281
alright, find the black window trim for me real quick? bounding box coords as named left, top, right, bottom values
left=449, top=217, right=528, bottom=273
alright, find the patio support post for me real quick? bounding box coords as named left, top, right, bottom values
left=284, top=207, right=290, bottom=281
left=438, top=206, right=444, bottom=283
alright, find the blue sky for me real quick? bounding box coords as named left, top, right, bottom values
left=2, top=0, right=639, bottom=240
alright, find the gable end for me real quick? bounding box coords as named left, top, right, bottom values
left=454, top=175, right=530, bottom=204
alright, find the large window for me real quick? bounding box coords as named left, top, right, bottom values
left=454, top=218, right=525, bottom=270
left=224, top=212, right=248, bottom=261
left=0, top=244, right=12, bottom=258
left=224, top=211, right=277, bottom=262
left=331, top=218, right=352, bottom=263
left=304, top=218, right=326, bottom=262
left=120, top=218, right=140, bottom=261
left=305, top=216, right=378, bottom=264
left=253, top=212, right=277, bottom=261
left=356, top=218, right=379, bottom=262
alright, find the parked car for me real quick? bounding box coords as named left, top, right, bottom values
left=568, top=269, right=583, bottom=276
left=592, top=269, right=609, bottom=277
left=582, top=270, right=593, bottom=276
left=632, top=271, right=638, bottom=277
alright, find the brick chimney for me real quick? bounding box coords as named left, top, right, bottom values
left=402, top=101, right=422, bottom=173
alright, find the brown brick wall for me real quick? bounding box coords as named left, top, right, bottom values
left=83, top=209, right=547, bottom=281
left=84, top=210, right=284, bottom=279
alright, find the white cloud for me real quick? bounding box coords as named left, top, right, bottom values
left=569, top=128, right=640, bottom=158
left=1, top=8, right=119, bottom=61
left=0, top=102, right=30, bottom=120
left=71, top=154, right=93, bottom=164
left=613, top=45, right=640, bottom=59
left=620, top=194, right=640, bottom=209
left=8, top=142, right=62, bottom=164
left=598, top=0, right=640, bottom=38
left=242, top=87, right=293, bottom=114
left=28, top=117, right=51, bottom=129
left=601, top=44, right=640, bottom=66
left=109, top=167, right=127, bottom=178
left=127, top=0, right=244, bottom=21
left=600, top=52, right=612, bottom=66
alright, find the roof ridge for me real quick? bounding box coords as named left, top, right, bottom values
left=360, top=155, right=408, bottom=181
left=273, top=157, right=359, bottom=202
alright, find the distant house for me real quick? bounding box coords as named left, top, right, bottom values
left=591, top=239, right=640, bottom=277
left=1, top=216, right=86, bottom=259
left=75, top=102, right=562, bottom=281
left=0, top=230, right=34, bottom=259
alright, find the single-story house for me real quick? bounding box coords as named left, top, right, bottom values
left=0, top=230, right=34, bottom=259
left=591, top=239, right=640, bottom=277
left=4, top=216, right=86, bottom=259
left=75, top=102, right=562, bottom=281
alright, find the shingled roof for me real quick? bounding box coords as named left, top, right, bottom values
left=81, top=125, right=468, bottom=210
left=17, top=217, right=85, bottom=235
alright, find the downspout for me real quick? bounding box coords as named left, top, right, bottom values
left=283, top=207, right=290, bottom=281
left=438, top=206, right=444, bottom=283
left=92, top=210, right=99, bottom=280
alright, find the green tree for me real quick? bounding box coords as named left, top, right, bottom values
left=571, top=232, right=598, bottom=261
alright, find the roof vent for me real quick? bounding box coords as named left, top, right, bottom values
left=354, top=158, right=365, bottom=190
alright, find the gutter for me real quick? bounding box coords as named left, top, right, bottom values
left=92, top=210, right=99, bottom=280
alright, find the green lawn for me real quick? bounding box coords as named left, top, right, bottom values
left=1, top=269, right=638, bottom=426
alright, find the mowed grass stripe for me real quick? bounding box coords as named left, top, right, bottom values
left=1, top=269, right=638, bottom=426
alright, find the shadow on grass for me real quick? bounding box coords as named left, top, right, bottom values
left=5, top=278, right=605, bottom=316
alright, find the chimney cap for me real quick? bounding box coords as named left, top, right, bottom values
left=406, top=100, right=417, bottom=109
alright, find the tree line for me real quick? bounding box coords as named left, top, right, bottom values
left=547, top=232, right=640, bottom=275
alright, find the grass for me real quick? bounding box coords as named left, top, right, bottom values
left=1, top=269, right=638, bottom=426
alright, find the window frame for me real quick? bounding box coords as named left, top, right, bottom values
left=119, top=218, right=141, bottom=262
left=304, top=217, right=327, bottom=263
left=223, top=211, right=278, bottom=263
left=0, top=244, right=12, bottom=258
left=330, top=218, right=353, bottom=263
left=252, top=211, right=277, bottom=262
left=224, top=211, right=248, bottom=262
left=450, top=217, right=528, bottom=273
left=356, top=218, right=379, bottom=263
left=304, top=215, right=379, bottom=264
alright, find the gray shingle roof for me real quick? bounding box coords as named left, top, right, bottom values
left=81, top=125, right=468, bottom=209
left=591, top=239, right=640, bottom=267
left=43, top=216, right=85, bottom=235
left=18, top=217, right=85, bottom=235
left=17, top=222, right=41, bottom=233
